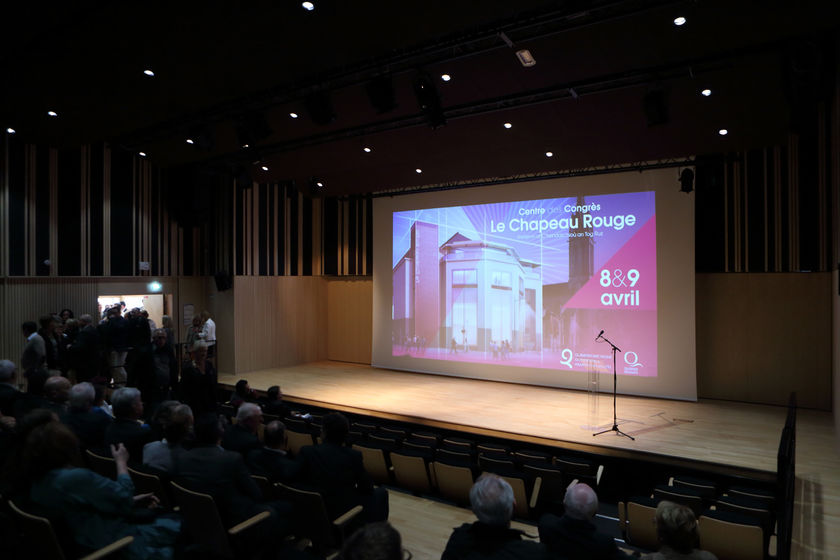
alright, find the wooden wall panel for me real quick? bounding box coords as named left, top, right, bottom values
left=232, top=276, right=327, bottom=374
left=697, top=272, right=832, bottom=409
left=327, top=277, right=372, bottom=364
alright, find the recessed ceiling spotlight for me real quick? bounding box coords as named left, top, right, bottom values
left=363, top=147, right=372, bottom=153
left=503, top=122, right=512, bottom=129
left=242, top=143, right=250, bottom=148
left=545, top=151, right=554, bottom=157
left=143, top=69, right=155, bottom=77
left=47, top=110, right=58, bottom=117
left=441, top=74, right=451, bottom=82
left=316, top=181, right=324, bottom=187
left=185, top=138, right=194, bottom=144
left=516, top=49, right=536, bottom=67
left=674, top=16, right=686, bottom=26
left=302, top=1, right=314, bottom=11
left=415, top=168, right=423, bottom=174
left=718, top=128, right=728, bottom=136
left=6, top=127, right=15, bottom=134
left=289, top=112, right=299, bottom=119
left=138, top=151, right=147, bottom=157
left=261, top=165, right=269, bottom=171
left=701, top=88, right=712, bottom=97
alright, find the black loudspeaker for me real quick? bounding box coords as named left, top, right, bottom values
left=214, top=270, right=233, bottom=291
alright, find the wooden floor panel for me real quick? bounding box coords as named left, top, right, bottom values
left=218, top=361, right=840, bottom=559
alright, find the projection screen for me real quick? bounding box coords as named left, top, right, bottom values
left=372, top=167, right=696, bottom=401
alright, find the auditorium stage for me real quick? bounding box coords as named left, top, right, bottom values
left=218, top=361, right=839, bottom=557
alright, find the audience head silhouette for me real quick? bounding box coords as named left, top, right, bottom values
left=564, top=482, right=599, bottom=520
left=655, top=500, right=701, bottom=553
left=194, top=412, right=225, bottom=445
left=470, top=473, right=515, bottom=527
left=340, top=522, right=403, bottom=560
left=322, top=412, right=350, bottom=444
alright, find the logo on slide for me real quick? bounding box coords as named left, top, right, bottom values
left=624, top=351, right=643, bottom=368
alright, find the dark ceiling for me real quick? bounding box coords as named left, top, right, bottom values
left=2, top=0, right=838, bottom=196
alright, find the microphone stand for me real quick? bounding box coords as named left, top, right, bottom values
left=593, top=332, right=635, bottom=440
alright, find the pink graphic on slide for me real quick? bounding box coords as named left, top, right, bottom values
left=565, top=216, right=657, bottom=310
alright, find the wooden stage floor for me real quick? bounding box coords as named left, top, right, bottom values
left=218, top=361, right=840, bottom=558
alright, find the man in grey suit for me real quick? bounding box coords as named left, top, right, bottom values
left=21, top=321, right=46, bottom=373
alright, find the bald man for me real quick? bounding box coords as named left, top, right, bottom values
left=538, top=482, right=631, bottom=560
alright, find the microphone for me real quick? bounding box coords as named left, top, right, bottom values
left=596, top=330, right=604, bottom=340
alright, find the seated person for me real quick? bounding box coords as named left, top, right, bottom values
left=104, top=387, right=153, bottom=463
left=173, top=413, right=290, bottom=536
left=297, top=412, right=388, bottom=522
left=222, top=402, right=263, bottom=457
left=246, top=420, right=300, bottom=483
left=228, top=379, right=257, bottom=409
left=539, top=481, right=630, bottom=559
left=25, top=421, right=180, bottom=560
left=442, top=473, right=549, bottom=560
left=260, top=385, right=291, bottom=418
left=61, top=382, right=111, bottom=451
left=340, top=522, right=404, bottom=560
left=642, top=501, right=717, bottom=560
left=143, top=404, right=194, bottom=472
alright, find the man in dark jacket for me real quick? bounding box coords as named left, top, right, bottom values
left=297, top=412, right=388, bottom=522
left=246, top=420, right=300, bottom=483
left=103, top=387, right=152, bottom=463
left=538, top=482, right=631, bottom=559
left=443, top=473, right=549, bottom=560
left=222, top=402, right=263, bottom=457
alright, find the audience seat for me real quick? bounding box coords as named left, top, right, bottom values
left=431, top=461, right=474, bottom=506
left=390, top=450, right=433, bottom=494
left=352, top=443, right=393, bottom=485
left=127, top=466, right=171, bottom=510
left=170, top=481, right=272, bottom=560
left=285, top=429, right=316, bottom=457
left=699, top=509, right=766, bottom=560
left=620, top=496, right=659, bottom=551
left=274, top=482, right=364, bottom=555
left=653, top=484, right=705, bottom=517
left=8, top=498, right=134, bottom=560
left=85, top=449, right=116, bottom=480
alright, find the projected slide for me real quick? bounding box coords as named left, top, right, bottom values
left=392, top=191, right=657, bottom=377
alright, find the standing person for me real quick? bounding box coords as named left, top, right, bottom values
left=134, top=329, right=178, bottom=413
left=38, top=315, right=61, bottom=375
left=199, top=310, right=216, bottom=358
left=178, top=341, right=217, bottom=415
left=160, top=315, right=176, bottom=350
left=21, top=321, right=46, bottom=373
left=68, top=314, right=103, bottom=383
left=184, top=316, right=203, bottom=356
left=100, top=307, right=130, bottom=387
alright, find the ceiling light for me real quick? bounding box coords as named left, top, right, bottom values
left=718, top=129, right=728, bottom=136
left=148, top=281, right=162, bottom=292
left=363, top=147, right=371, bottom=153
left=415, top=168, right=422, bottom=174
left=701, top=88, right=712, bottom=97
left=674, top=16, right=686, bottom=26
left=545, top=151, right=554, bottom=157
left=6, top=127, right=15, bottom=134
left=138, top=151, right=147, bottom=157
left=316, top=181, right=324, bottom=188
left=503, top=122, right=512, bottom=129
left=516, top=49, right=536, bottom=67
left=302, top=1, right=314, bottom=10
left=47, top=110, right=58, bottom=117
left=185, top=138, right=194, bottom=144
left=242, top=143, right=250, bottom=148
left=441, top=74, right=451, bottom=82
left=143, top=69, right=155, bottom=77
left=289, top=112, right=299, bottom=119
left=261, top=165, right=269, bottom=171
